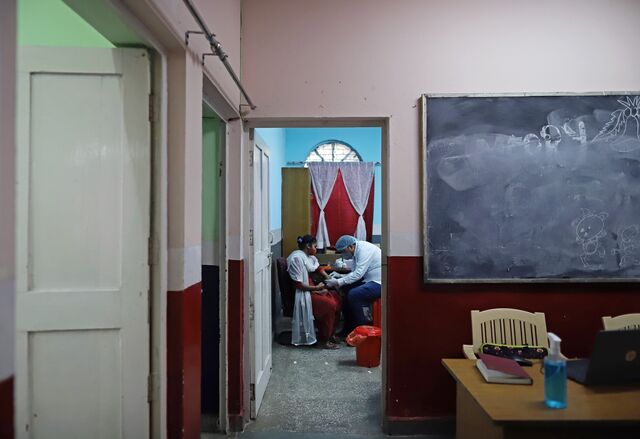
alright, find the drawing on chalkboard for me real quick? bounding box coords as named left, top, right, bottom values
left=612, top=225, right=640, bottom=268
left=574, top=209, right=608, bottom=269
left=423, top=93, right=640, bottom=282
left=594, top=96, right=640, bottom=152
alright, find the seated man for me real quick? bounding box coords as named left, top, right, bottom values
left=326, top=235, right=381, bottom=336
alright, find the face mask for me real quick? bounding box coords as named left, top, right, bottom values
left=342, top=252, right=354, bottom=260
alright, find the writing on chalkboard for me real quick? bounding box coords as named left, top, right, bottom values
left=423, top=94, right=640, bottom=282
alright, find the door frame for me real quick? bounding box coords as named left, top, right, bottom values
left=242, top=117, right=390, bottom=423
left=201, top=93, right=229, bottom=432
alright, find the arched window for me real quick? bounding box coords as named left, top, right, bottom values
left=304, top=140, right=362, bottom=164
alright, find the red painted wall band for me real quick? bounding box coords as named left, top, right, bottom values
left=385, top=256, right=640, bottom=419
left=0, top=377, right=13, bottom=439
left=167, top=282, right=202, bottom=439
left=227, top=259, right=244, bottom=428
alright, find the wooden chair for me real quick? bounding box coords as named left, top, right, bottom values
left=463, top=308, right=548, bottom=359
left=275, top=257, right=295, bottom=318
left=602, top=313, right=640, bottom=330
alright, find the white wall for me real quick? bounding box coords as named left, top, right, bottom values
left=241, top=0, right=640, bottom=256
left=167, top=52, right=205, bottom=291
left=139, top=0, right=242, bottom=108
left=0, top=0, right=16, bottom=383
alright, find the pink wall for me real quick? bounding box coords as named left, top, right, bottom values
left=241, top=0, right=640, bottom=257
left=138, top=0, right=244, bottom=290
left=241, top=0, right=640, bottom=428
left=140, top=0, right=242, bottom=108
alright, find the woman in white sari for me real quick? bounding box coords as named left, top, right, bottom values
left=287, top=235, right=341, bottom=349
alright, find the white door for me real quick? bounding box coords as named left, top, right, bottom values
left=15, top=47, right=151, bottom=439
left=250, top=135, right=272, bottom=418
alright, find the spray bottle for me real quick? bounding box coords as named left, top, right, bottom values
left=544, top=332, right=567, bottom=409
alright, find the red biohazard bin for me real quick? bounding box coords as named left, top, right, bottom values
left=347, top=325, right=382, bottom=368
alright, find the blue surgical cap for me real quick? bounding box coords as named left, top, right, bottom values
left=335, top=235, right=357, bottom=252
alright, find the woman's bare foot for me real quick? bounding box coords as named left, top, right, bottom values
left=316, top=340, right=340, bottom=350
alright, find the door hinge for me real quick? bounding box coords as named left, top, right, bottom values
left=249, top=150, right=254, bottom=167
left=249, top=229, right=254, bottom=246
left=148, top=235, right=159, bottom=266
left=219, top=160, right=223, bottom=178
left=249, top=299, right=255, bottom=324
left=148, top=93, right=155, bottom=122
left=250, top=383, right=255, bottom=401
left=147, top=374, right=154, bottom=403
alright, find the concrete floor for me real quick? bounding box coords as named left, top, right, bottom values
left=202, top=341, right=451, bottom=439
left=246, top=341, right=382, bottom=435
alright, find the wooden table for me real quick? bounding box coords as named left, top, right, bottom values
left=442, top=359, right=640, bottom=439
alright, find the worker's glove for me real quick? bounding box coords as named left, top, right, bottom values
left=325, top=278, right=340, bottom=289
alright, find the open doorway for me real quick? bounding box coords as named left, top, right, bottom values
left=201, top=102, right=226, bottom=433
left=245, top=121, right=386, bottom=435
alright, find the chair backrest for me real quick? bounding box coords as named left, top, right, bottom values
left=602, top=313, right=640, bottom=330
left=471, top=308, right=548, bottom=353
left=276, top=257, right=295, bottom=317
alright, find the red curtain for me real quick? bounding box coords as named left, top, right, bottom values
left=310, top=169, right=374, bottom=247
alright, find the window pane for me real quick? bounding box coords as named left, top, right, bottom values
left=304, top=142, right=361, bottom=164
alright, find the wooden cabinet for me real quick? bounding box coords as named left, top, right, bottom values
left=281, top=167, right=311, bottom=257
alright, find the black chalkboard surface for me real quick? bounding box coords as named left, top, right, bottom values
left=423, top=94, right=640, bottom=282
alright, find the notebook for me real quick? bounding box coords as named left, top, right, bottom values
left=567, top=329, right=640, bottom=386
left=476, top=353, right=532, bottom=385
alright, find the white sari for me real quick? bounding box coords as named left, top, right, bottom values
left=287, top=250, right=320, bottom=346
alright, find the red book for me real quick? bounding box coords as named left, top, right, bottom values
left=477, top=353, right=532, bottom=384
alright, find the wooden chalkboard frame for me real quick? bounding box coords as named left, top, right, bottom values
left=421, top=92, right=640, bottom=284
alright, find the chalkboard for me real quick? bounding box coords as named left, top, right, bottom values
left=423, top=93, right=640, bottom=282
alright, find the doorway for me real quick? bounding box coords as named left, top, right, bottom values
left=245, top=120, right=388, bottom=435
left=201, top=102, right=226, bottom=432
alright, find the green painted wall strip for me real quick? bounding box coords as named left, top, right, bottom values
left=202, top=116, right=222, bottom=243
left=18, top=0, right=114, bottom=47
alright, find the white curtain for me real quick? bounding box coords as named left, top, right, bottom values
left=308, top=162, right=340, bottom=248
left=340, top=162, right=375, bottom=240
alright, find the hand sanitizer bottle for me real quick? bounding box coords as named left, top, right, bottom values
left=544, top=332, right=567, bottom=409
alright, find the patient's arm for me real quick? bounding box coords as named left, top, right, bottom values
left=293, top=280, right=325, bottom=293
